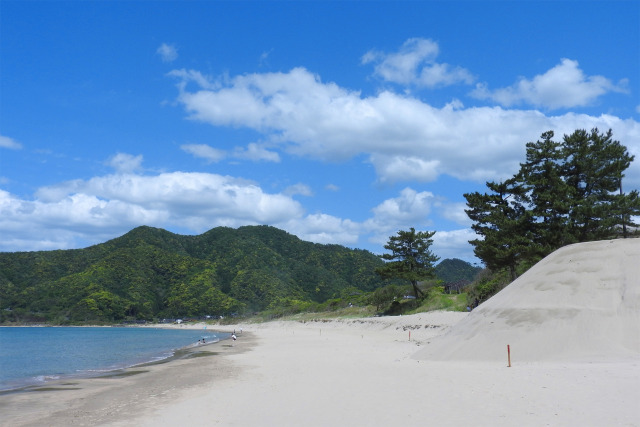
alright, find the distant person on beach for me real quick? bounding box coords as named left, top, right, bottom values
left=232, top=333, right=237, bottom=341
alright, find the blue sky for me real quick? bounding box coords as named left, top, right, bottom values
left=1, top=1, right=639, bottom=264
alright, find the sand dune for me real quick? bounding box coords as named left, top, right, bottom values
left=415, top=238, right=640, bottom=363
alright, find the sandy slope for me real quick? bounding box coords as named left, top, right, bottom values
left=415, top=238, right=640, bottom=363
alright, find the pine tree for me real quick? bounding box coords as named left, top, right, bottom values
left=466, top=128, right=640, bottom=281
left=518, top=130, right=572, bottom=251
left=464, top=179, right=534, bottom=281
left=561, top=128, right=639, bottom=241
left=375, top=228, right=439, bottom=299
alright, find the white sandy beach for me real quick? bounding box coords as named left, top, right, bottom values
left=2, top=238, right=639, bottom=426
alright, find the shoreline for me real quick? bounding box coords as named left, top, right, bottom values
left=0, top=327, right=252, bottom=427
left=0, top=336, right=226, bottom=396
left=0, top=325, right=230, bottom=395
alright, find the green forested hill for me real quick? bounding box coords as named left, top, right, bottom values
left=0, top=225, right=389, bottom=323
left=435, top=258, right=482, bottom=286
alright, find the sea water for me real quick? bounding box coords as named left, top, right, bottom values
left=0, top=326, right=228, bottom=391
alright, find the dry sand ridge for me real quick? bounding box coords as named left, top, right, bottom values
left=415, top=238, right=640, bottom=363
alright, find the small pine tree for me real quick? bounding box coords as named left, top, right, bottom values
left=375, top=228, right=439, bottom=299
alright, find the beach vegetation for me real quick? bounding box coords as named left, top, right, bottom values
left=464, top=268, right=510, bottom=308
left=412, top=289, right=468, bottom=313
left=359, top=282, right=469, bottom=315
left=378, top=286, right=468, bottom=315
left=367, top=284, right=403, bottom=311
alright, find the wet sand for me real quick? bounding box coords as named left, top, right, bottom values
left=0, top=333, right=253, bottom=426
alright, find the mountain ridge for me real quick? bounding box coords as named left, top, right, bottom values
left=0, top=226, right=385, bottom=322
left=0, top=225, right=478, bottom=323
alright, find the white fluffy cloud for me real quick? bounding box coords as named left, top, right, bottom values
left=35, top=171, right=303, bottom=225
left=170, top=66, right=640, bottom=186
left=439, top=202, right=472, bottom=227
left=432, top=228, right=479, bottom=262
left=471, top=58, right=628, bottom=110
left=370, top=187, right=437, bottom=225
left=0, top=168, right=310, bottom=251
left=364, top=188, right=438, bottom=245
left=362, top=38, right=475, bottom=88
left=370, top=155, right=441, bottom=183
left=284, top=213, right=361, bottom=246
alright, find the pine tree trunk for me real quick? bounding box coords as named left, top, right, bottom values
left=412, top=281, right=424, bottom=299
